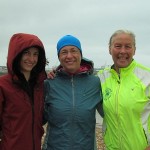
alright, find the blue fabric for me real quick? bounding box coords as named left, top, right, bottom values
left=57, top=35, right=82, bottom=55
left=43, top=59, right=103, bottom=150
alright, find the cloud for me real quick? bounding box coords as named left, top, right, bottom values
left=0, top=0, right=150, bottom=68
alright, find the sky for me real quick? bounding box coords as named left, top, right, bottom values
left=0, top=0, right=150, bottom=69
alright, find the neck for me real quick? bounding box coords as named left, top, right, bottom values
left=23, top=72, right=30, bottom=81
left=115, top=67, right=120, bottom=74
left=63, top=67, right=80, bottom=75
left=112, top=65, right=120, bottom=74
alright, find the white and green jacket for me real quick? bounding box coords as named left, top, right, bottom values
left=98, top=60, right=150, bottom=150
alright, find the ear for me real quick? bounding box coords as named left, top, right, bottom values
left=109, top=46, right=112, bottom=55
left=133, top=47, right=136, bottom=56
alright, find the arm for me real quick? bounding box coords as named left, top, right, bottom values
left=0, top=88, right=4, bottom=141
left=96, top=102, right=104, bottom=118
left=47, top=69, right=56, bottom=79
left=43, top=80, right=49, bottom=125
left=96, top=79, right=104, bottom=118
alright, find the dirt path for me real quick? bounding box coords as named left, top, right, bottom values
left=96, top=124, right=105, bottom=150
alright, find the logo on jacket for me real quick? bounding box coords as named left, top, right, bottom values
left=104, top=88, right=112, bottom=101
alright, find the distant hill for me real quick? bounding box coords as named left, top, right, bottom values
left=0, top=66, right=108, bottom=76
left=0, top=66, right=7, bottom=75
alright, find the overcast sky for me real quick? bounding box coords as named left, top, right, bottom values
left=1, top=0, right=150, bottom=68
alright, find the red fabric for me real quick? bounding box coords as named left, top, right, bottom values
left=0, top=33, right=46, bottom=150
left=63, top=63, right=92, bottom=76
left=7, top=33, right=44, bottom=74
left=77, top=64, right=91, bottom=73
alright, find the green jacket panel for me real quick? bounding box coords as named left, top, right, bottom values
left=98, top=60, right=150, bottom=150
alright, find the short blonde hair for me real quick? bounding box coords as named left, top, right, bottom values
left=109, top=29, right=136, bottom=47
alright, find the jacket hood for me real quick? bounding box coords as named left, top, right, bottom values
left=56, top=57, right=94, bottom=75
left=7, top=33, right=46, bottom=75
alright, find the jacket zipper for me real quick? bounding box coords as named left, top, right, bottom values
left=31, top=103, right=35, bottom=150
left=115, top=73, right=122, bottom=149
left=29, top=94, right=35, bottom=150
left=71, top=76, right=75, bottom=149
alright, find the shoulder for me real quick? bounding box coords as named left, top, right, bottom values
left=97, top=67, right=111, bottom=82
left=84, top=75, right=101, bottom=88
left=44, top=76, right=63, bottom=88
left=44, top=78, right=53, bottom=86
left=134, top=62, right=150, bottom=76
left=0, top=74, right=11, bottom=85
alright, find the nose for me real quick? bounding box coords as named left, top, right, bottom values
left=120, top=46, right=126, bottom=53
left=66, top=51, right=73, bottom=57
left=28, top=54, right=36, bottom=62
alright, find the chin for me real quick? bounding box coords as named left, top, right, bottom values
left=119, top=64, right=129, bottom=68
left=117, top=60, right=129, bottom=67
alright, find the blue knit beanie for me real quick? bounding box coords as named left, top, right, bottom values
left=57, top=35, right=82, bottom=55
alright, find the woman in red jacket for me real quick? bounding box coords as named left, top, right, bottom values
left=0, top=33, right=47, bottom=150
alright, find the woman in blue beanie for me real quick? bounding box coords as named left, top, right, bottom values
left=43, top=35, right=103, bottom=150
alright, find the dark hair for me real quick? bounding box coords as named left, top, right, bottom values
left=12, top=46, right=46, bottom=97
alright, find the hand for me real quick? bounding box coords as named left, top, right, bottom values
left=47, top=69, right=56, bottom=79
left=145, top=146, right=150, bottom=150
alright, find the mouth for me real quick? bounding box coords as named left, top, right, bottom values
left=118, top=55, right=128, bottom=61
left=25, top=62, right=35, bottom=67
left=66, top=60, right=75, bottom=65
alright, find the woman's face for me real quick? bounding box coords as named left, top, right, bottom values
left=58, top=46, right=81, bottom=73
left=109, top=33, right=136, bottom=72
left=20, top=47, right=39, bottom=76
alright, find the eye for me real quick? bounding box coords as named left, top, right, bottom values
left=125, top=45, right=132, bottom=49
left=23, top=50, right=29, bottom=55
left=60, top=51, right=68, bottom=55
left=71, top=49, right=77, bottom=53
left=70, top=49, right=79, bottom=54
left=115, top=45, right=121, bottom=48
left=34, top=52, right=39, bottom=56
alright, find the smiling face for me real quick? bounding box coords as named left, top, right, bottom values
left=109, top=33, right=136, bottom=72
left=58, top=45, right=81, bottom=73
left=20, top=47, right=39, bottom=80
